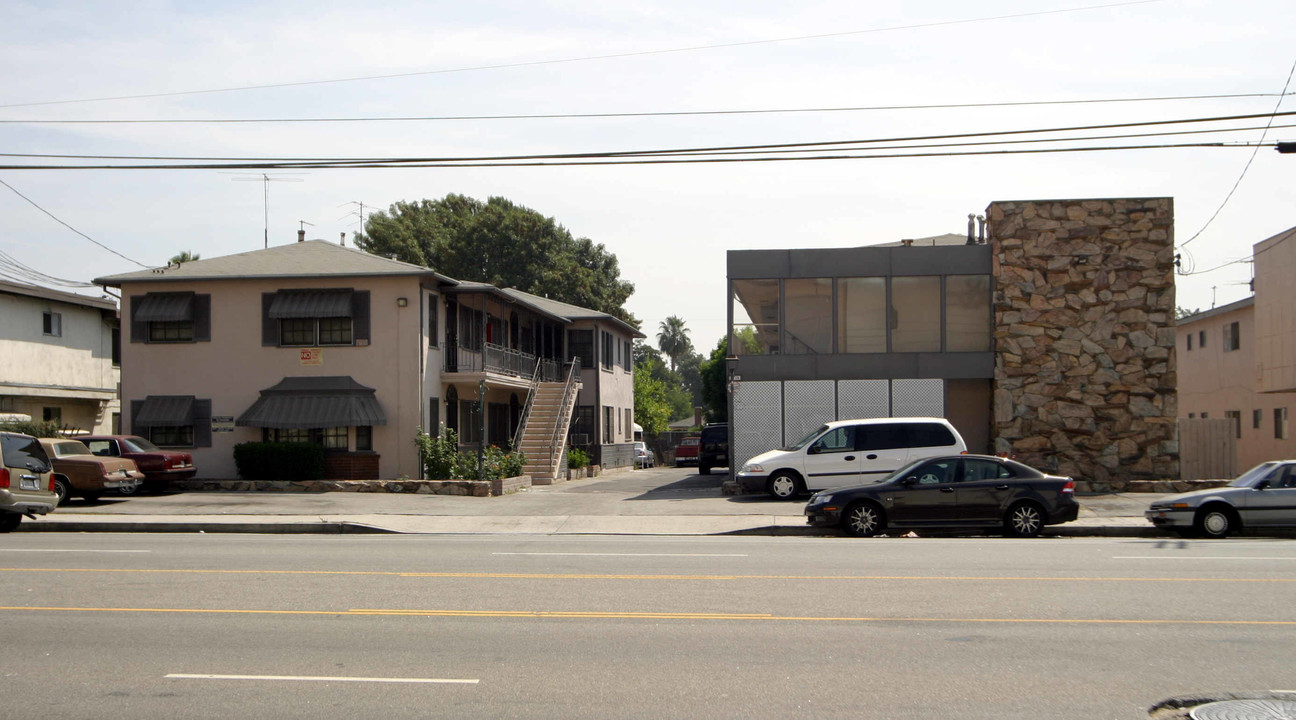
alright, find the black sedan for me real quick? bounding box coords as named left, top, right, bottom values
left=805, top=454, right=1079, bottom=537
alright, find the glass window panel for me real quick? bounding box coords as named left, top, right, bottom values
left=891, top=276, right=941, bottom=352
left=318, top=317, right=353, bottom=345
left=945, top=275, right=991, bottom=352
left=783, top=278, right=833, bottom=354
left=837, top=277, right=887, bottom=353
left=149, top=320, right=195, bottom=343
left=731, top=279, right=780, bottom=355
left=280, top=318, right=315, bottom=346
left=321, top=426, right=348, bottom=449
left=356, top=426, right=373, bottom=451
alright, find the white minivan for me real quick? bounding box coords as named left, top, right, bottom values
left=736, top=417, right=967, bottom=499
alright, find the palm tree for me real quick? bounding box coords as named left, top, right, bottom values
left=656, top=316, right=692, bottom=372
left=169, top=250, right=201, bottom=265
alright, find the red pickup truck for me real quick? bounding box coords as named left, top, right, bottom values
left=673, top=436, right=700, bottom=467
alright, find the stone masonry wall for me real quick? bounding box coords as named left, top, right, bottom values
left=987, top=198, right=1178, bottom=484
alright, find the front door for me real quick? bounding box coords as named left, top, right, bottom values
left=955, top=458, right=1019, bottom=523
left=884, top=458, right=960, bottom=525
left=801, top=426, right=860, bottom=492
left=1242, top=464, right=1296, bottom=527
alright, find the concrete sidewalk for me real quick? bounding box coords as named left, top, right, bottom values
left=12, top=469, right=1168, bottom=536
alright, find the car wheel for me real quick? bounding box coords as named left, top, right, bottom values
left=82, top=492, right=101, bottom=503
left=118, top=482, right=140, bottom=496
left=767, top=471, right=801, bottom=500
left=53, top=476, right=71, bottom=504
left=1194, top=504, right=1238, bottom=539
left=700, top=465, right=711, bottom=475
left=842, top=502, right=885, bottom=537
left=1004, top=501, right=1045, bottom=538
left=0, top=513, right=21, bottom=533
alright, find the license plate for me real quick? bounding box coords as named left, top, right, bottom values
left=19, top=477, right=40, bottom=490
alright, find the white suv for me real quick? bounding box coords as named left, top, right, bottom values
left=737, top=417, right=968, bottom=499
left=1, top=431, right=58, bottom=532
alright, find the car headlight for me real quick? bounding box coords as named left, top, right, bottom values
left=741, top=463, right=764, bottom=474
left=811, top=493, right=833, bottom=506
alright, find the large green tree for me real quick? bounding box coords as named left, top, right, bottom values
left=358, top=194, right=636, bottom=323
left=699, top=337, right=729, bottom=423
left=656, top=315, right=692, bottom=372
left=634, top=342, right=692, bottom=421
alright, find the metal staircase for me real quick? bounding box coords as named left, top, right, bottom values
left=516, top=361, right=580, bottom=485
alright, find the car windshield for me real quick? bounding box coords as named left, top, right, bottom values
left=681, top=438, right=699, bottom=446
left=877, top=457, right=946, bottom=484
left=54, top=441, right=92, bottom=457
left=784, top=425, right=828, bottom=451
left=121, top=436, right=162, bottom=453
left=1228, top=462, right=1282, bottom=488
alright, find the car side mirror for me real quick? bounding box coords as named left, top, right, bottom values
left=902, top=476, right=918, bottom=486
left=807, top=445, right=820, bottom=456
left=1255, top=480, right=1270, bottom=491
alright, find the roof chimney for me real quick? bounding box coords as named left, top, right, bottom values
left=967, top=213, right=976, bottom=245
left=901, top=239, right=914, bottom=247
left=297, top=229, right=306, bottom=243
left=340, top=232, right=346, bottom=247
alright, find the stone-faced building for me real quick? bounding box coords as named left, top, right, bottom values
left=725, top=196, right=1178, bottom=487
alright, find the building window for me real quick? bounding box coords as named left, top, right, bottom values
left=151, top=426, right=195, bottom=447
left=783, top=278, right=833, bottom=354
left=266, top=427, right=348, bottom=450
left=427, top=296, right=439, bottom=347
left=601, top=331, right=614, bottom=371
left=356, top=426, right=373, bottom=451
left=838, top=277, right=887, bottom=353
left=1198, top=330, right=1206, bottom=348
left=570, top=406, right=595, bottom=446
left=945, top=275, right=992, bottom=352
left=281, top=317, right=352, bottom=346
left=624, top=408, right=633, bottom=442
left=1188, top=413, right=1196, bottom=419
left=568, top=329, right=593, bottom=369
left=603, top=406, right=614, bottom=444
left=1223, top=321, right=1240, bottom=352
left=459, top=398, right=482, bottom=444
left=1201, top=412, right=1208, bottom=419
left=111, top=326, right=121, bottom=366
left=149, top=320, right=194, bottom=343
left=321, top=426, right=348, bottom=450
left=891, top=276, right=941, bottom=352
left=1254, top=409, right=1263, bottom=430
left=43, top=407, right=62, bottom=424
left=43, top=311, right=62, bottom=337
left=623, top=340, right=632, bottom=371
left=731, top=279, right=780, bottom=355
left=1225, top=410, right=1241, bottom=439
left=1186, top=334, right=1193, bottom=351
left=1276, top=408, right=1289, bottom=440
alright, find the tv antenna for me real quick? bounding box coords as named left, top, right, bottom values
left=226, top=172, right=306, bottom=248
left=338, top=201, right=375, bottom=240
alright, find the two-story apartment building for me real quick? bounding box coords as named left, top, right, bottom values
left=95, top=237, right=641, bottom=480
left=0, top=279, right=120, bottom=433
left=1178, top=225, right=1296, bottom=471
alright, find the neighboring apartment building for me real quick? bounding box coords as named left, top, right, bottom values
left=1178, top=225, right=1296, bottom=471
left=95, top=237, right=641, bottom=480
left=726, top=197, right=1178, bottom=486
left=0, top=279, right=120, bottom=433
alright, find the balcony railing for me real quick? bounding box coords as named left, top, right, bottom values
left=445, top=341, right=563, bottom=382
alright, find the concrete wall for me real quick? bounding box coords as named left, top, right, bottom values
left=988, top=197, right=1178, bottom=483
left=122, top=276, right=426, bottom=479
left=0, top=288, right=119, bottom=433
left=573, top=318, right=636, bottom=467
left=1254, top=227, right=1296, bottom=394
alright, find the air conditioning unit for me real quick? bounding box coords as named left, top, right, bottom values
left=570, top=434, right=590, bottom=446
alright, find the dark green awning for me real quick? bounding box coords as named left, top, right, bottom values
left=267, top=290, right=353, bottom=319
left=135, top=395, right=195, bottom=427
left=236, top=376, right=386, bottom=429
left=135, top=293, right=194, bottom=322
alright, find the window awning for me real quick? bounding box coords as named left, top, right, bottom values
left=268, top=290, right=353, bottom=319
left=135, top=293, right=194, bottom=322
left=236, top=376, right=386, bottom=429
left=136, top=395, right=195, bottom=427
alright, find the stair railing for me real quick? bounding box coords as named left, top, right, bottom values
left=546, top=358, right=581, bottom=479
left=511, top=357, right=543, bottom=452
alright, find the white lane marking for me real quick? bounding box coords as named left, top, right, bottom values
left=166, top=674, right=477, bottom=685
left=1113, top=556, right=1296, bottom=561
left=6, top=549, right=151, bottom=553
left=491, top=552, right=748, bottom=557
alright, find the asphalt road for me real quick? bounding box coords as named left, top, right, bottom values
left=3, top=532, right=1294, bottom=719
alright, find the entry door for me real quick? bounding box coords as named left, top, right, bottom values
left=801, top=426, right=860, bottom=492
left=1243, top=464, right=1296, bottom=527
left=955, top=458, right=1017, bottom=523
left=854, top=424, right=910, bottom=481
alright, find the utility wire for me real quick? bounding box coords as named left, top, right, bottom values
left=1178, top=57, right=1296, bottom=251
left=4, top=91, right=1287, bottom=125
left=3, top=110, right=1291, bottom=165
left=0, top=249, right=97, bottom=288
left=0, top=0, right=1165, bottom=109
left=0, top=179, right=149, bottom=267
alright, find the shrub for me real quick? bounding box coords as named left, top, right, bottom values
left=415, top=426, right=463, bottom=479
left=233, top=442, right=325, bottom=481
left=0, top=420, right=64, bottom=438
left=567, top=447, right=590, bottom=469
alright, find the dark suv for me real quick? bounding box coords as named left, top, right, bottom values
left=698, top=423, right=729, bottom=475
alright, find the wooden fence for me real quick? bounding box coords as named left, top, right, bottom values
left=1177, top=418, right=1236, bottom=480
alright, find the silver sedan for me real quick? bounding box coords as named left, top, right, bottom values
left=1146, top=461, right=1296, bottom=538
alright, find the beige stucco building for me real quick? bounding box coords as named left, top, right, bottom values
left=1178, top=226, right=1296, bottom=471
left=95, top=239, right=641, bottom=480
left=0, top=280, right=120, bottom=433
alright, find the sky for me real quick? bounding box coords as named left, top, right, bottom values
left=2, top=0, right=1293, bottom=353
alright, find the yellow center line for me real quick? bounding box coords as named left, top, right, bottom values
left=0, top=567, right=1293, bottom=582
left=1, top=605, right=1295, bottom=625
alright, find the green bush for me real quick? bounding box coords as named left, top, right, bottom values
left=567, top=447, right=590, bottom=469
left=0, top=420, right=64, bottom=438
left=233, top=442, right=325, bottom=481
left=466, top=445, right=525, bottom=481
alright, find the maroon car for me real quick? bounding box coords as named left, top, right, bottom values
left=80, top=435, right=196, bottom=493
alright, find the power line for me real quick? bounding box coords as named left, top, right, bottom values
left=0, top=0, right=1165, bottom=110
left=1177, top=57, right=1296, bottom=250
left=0, top=179, right=149, bottom=267
left=5, top=91, right=1288, bottom=125
left=3, top=110, right=1291, bottom=166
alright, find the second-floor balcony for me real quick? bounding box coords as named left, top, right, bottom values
left=445, top=341, right=565, bottom=383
